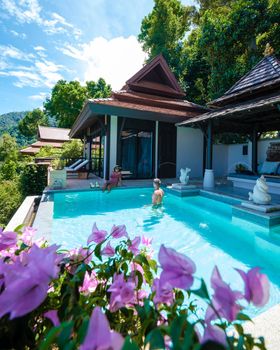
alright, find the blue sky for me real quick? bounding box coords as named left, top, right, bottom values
left=0, top=0, right=195, bottom=114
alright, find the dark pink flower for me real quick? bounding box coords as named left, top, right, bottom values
left=211, top=266, right=242, bottom=321
left=80, top=306, right=124, bottom=350
left=0, top=229, right=17, bottom=251
left=128, top=236, right=141, bottom=255
left=108, top=273, right=135, bottom=312
left=111, top=225, right=128, bottom=239
left=236, top=267, right=270, bottom=307
left=152, top=278, right=174, bottom=305
left=87, top=223, right=107, bottom=244
left=158, top=245, right=196, bottom=290
left=101, top=241, right=115, bottom=257
left=80, top=271, right=98, bottom=295
left=142, top=236, right=152, bottom=247
left=44, top=310, right=60, bottom=327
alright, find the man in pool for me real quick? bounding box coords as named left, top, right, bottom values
left=152, top=178, right=164, bottom=206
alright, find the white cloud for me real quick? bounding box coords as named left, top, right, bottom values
left=59, top=36, right=147, bottom=90
left=10, top=30, right=27, bottom=39
left=34, top=46, right=46, bottom=51
left=29, top=92, right=48, bottom=100
left=1, top=0, right=82, bottom=37
left=0, top=44, right=34, bottom=61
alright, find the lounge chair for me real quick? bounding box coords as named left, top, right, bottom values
left=65, top=159, right=83, bottom=170
left=66, top=160, right=89, bottom=178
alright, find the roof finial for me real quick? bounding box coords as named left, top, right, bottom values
left=264, top=43, right=274, bottom=57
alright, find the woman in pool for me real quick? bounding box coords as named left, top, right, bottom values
left=152, top=178, right=164, bottom=207
left=102, top=165, right=122, bottom=192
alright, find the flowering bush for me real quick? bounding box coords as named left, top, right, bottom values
left=0, top=224, right=269, bottom=349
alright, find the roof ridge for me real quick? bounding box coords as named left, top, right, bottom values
left=38, top=125, right=71, bottom=131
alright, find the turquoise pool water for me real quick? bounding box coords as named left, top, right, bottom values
left=52, top=188, right=280, bottom=316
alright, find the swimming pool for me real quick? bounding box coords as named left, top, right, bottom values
left=51, top=187, right=280, bottom=317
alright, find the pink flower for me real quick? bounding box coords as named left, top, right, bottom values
left=158, top=245, right=196, bottom=290
left=44, top=310, right=60, bottom=327
left=128, top=236, right=141, bottom=255
left=130, top=262, right=145, bottom=286
left=101, top=241, right=115, bottom=257
left=142, top=236, right=152, bottom=247
left=108, top=273, right=135, bottom=312
left=152, top=278, right=174, bottom=305
left=211, top=266, right=242, bottom=321
left=236, top=267, right=270, bottom=307
left=21, top=226, right=37, bottom=246
left=0, top=229, right=17, bottom=251
left=80, top=307, right=124, bottom=350
left=80, top=271, right=98, bottom=295
left=111, top=225, right=128, bottom=239
left=87, top=223, right=107, bottom=244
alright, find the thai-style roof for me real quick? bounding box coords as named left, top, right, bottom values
left=38, top=126, right=70, bottom=141
left=20, top=126, right=71, bottom=155
left=177, top=93, right=280, bottom=133
left=70, top=54, right=207, bottom=138
left=210, top=55, right=280, bottom=107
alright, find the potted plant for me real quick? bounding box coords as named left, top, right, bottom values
left=48, top=158, right=67, bottom=189
left=235, top=163, right=247, bottom=174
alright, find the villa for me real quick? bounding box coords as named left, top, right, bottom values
left=69, top=53, right=280, bottom=196
left=20, top=125, right=71, bottom=156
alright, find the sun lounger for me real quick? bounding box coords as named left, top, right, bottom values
left=65, top=159, right=83, bottom=170
left=66, top=159, right=89, bottom=172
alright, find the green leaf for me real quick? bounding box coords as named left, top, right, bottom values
left=38, top=326, right=61, bottom=350
left=191, top=279, right=210, bottom=300
left=145, top=329, right=165, bottom=349
left=134, top=254, right=149, bottom=266
left=94, top=242, right=103, bottom=261
left=121, top=336, right=139, bottom=350
left=236, top=313, right=252, bottom=322
left=14, top=223, right=24, bottom=233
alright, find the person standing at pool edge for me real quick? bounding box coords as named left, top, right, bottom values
left=152, top=178, right=164, bottom=206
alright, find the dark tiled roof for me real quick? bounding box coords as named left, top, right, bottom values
left=225, top=55, right=280, bottom=96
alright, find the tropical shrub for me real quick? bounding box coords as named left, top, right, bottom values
left=36, top=145, right=61, bottom=158
left=0, top=223, right=269, bottom=349
left=0, top=159, right=19, bottom=180
left=61, top=139, right=83, bottom=159
left=19, top=163, right=48, bottom=196
left=0, top=180, right=23, bottom=227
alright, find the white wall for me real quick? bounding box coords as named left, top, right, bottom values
left=109, top=115, right=118, bottom=174
left=176, top=127, right=204, bottom=178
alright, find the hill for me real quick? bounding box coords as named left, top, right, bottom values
left=0, top=111, right=33, bottom=146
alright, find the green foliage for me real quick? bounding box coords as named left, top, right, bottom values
left=0, top=111, right=31, bottom=146
left=44, top=78, right=112, bottom=128
left=0, top=159, right=19, bottom=181
left=139, top=0, right=280, bottom=104
left=36, top=145, right=61, bottom=158
left=0, top=133, right=18, bottom=161
left=18, top=108, right=49, bottom=138
left=0, top=179, right=23, bottom=227
left=19, top=163, right=48, bottom=196
left=61, top=139, right=83, bottom=159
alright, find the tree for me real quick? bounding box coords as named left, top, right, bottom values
left=44, top=80, right=87, bottom=129
left=86, top=78, right=112, bottom=99
left=44, top=79, right=112, bottom=129
left=0, top=133, right=18, bottom=161
left=61, top=140, right=83, bottom=159
left=18, top=108, right=49, bottom=138
left=138, top=0, right=195, bottom=79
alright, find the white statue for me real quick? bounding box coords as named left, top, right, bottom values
left=179, top=168, right=191, bottom=185
left=249, top=175, right=271, bottom=205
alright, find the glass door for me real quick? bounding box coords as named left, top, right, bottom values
left=121, top=129, right=153, bottom=179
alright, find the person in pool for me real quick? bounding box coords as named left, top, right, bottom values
left=152, top=178, right=164, bottom=206
left=102, top=165, right=122, bottom=192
